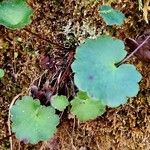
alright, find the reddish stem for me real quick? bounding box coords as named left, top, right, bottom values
left=45, top=51, right=75, bottom=104
left=119, top=35, right=150, bottom=65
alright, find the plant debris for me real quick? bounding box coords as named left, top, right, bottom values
left=126, top=31, right=150, bottom=62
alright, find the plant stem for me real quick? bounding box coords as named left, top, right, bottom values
left=118, top=35, right=150, bottom=65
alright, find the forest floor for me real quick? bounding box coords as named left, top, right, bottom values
left=0, top=0, right=150, bottom=150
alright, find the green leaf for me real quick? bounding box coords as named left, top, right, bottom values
left=51, top=95, right=69, bottom=111
left=0, top=0, right=33, bottom=29
left=11, top=96, right=59, bottom=144
left=71, top=35, right=142, bottom=107
left=138, top=0, right=143, bottom=10
left=71, top=93, right=105, bottom=121
left=99, top=5, right=125, bottom=25
left=76, top=91, right=89, bottom=100
left=0, top=68, right=4, bottom=78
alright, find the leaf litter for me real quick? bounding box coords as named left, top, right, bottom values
left=0, top=0, right=150, bottom=149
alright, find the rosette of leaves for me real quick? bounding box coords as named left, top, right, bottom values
left=72, top=35, right=142, bottom=107
left=11, top=96, right=59, bottom=144
left=0, top=68, right=4, bottom=78
left=51, top=95, right=69, bottom=111
left=0, top=0, right=33, bottom=29
left=70, top=91, right=106, bottom=121
left=99, top=5, right=125, bottom=25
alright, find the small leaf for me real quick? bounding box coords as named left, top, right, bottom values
left=11, top=96, right=59, bottom=144
left=0, top=68, right=4, bottom=78
left=71, top=93, right=105, bottom=121
left=76, top=91, right=89, bottom=100
left=72, top=35, right=142, bottom=107
left=0, top=0, right=33, bottom=29
left=99, top=5, right=125, bottom=25
left=51, top=95, right=69, bottom=111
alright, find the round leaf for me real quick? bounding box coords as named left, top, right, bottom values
left=72, top=35, right=142, bottom=107
left=51, top=95, right=69, bottom=111
left=11, top=96, right=59, bottom=144
left=0, top=0, right=33, bottom=29
left=99, top=5, right=125, bottom=26
left=71, top=96, right=105, bottom=121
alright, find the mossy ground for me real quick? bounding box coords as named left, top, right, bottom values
left=0, top=0, right=150, bottom=149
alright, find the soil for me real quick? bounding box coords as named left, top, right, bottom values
left=0, top=0, right=150, bottom=150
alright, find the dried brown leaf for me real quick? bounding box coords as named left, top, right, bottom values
left=142, top=0, right=150, bottom=23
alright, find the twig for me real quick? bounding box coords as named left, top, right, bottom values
left=23, top=28, right=66, bottom=49
left=7, top=93, right=23, bottom=150
left=54, top=71, right=63, bottom=93
left=53, top=51, right=74, bottom=92
left=37, top=70, right=48, bottom=88
left=118, top=35, right=150, bottom=65
left=45, top=51, right=74, bottom=104
left=58, top=51, right=74, bottom=84
left=28, top=69, right=48, bottom=95
left=0, top=133, right=14, bottom=143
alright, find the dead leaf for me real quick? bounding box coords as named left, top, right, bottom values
left=143, top=0, right=150, bottom=23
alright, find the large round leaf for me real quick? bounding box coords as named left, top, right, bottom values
left=72, top=35, right=142, bottom=107
left=11, top=96, right=59, bottom=144
left=0, top=0, right=33, bottom=29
